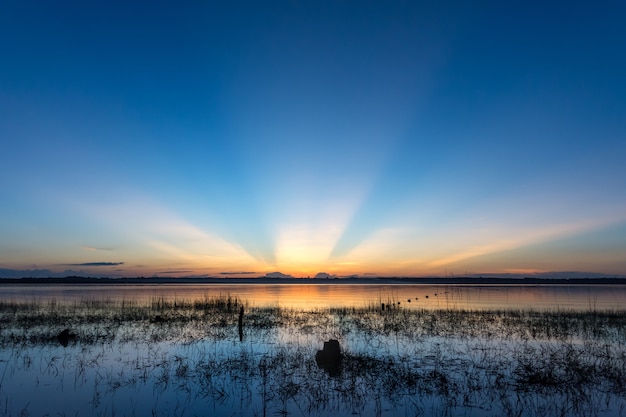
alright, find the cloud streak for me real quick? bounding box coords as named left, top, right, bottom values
left=64, top=262, right=124, bottom=266
left=82, top=246, right=114, bottom=252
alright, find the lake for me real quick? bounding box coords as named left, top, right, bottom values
left=0, top=282, right=624, bottom=310
left=1, top=283, right=625, bottom=417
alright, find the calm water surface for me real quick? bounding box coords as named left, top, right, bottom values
left=0, top=283, right=624, bottom=310
left=2, top=283, right=626, bottom=417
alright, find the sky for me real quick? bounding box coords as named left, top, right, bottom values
left=1, top=1, right=625, bottom=278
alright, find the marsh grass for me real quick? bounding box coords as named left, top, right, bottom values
left=1, top=295, right=626, bottom=416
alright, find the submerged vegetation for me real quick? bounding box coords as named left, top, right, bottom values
left=1, top=295, right=626, bottom=416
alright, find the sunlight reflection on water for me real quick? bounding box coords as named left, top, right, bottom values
left=0, top=283, right=624, bottom=310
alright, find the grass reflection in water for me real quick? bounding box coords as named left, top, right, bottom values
left=1, top=296, right=626, bottom=417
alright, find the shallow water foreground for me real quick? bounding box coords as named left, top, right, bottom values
left=1, top=297, right=626, bottom=417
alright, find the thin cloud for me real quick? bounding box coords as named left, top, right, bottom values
left=82, top=246, right=114, bottom=252
left=220, top=271, right=257, bottom=275
left=158, top=270, right=194, bottom=274
left=65, top=262, right=124, bottom=266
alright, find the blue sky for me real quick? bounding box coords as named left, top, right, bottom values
left=1, top=1, right=625, bottom=278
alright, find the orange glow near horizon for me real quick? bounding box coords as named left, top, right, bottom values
left=5, top=199, right=626, bottom=279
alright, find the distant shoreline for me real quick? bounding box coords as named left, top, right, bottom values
left=2, top=276, right=626, bottom=285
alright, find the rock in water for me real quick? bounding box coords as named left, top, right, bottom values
left=315, top=339, right=342, bottom=376
left=57, top=328, right=74, bottom=347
